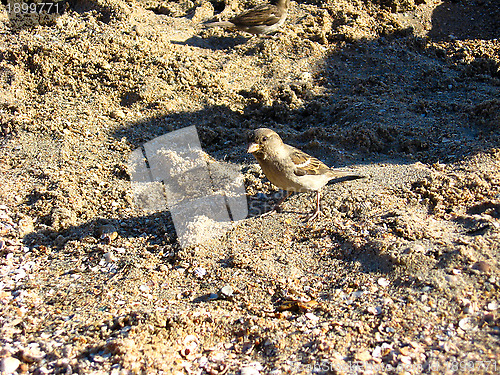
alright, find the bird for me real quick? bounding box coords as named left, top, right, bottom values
left=203, top=0, right=290, bottom=36
left=247, top=128, right=363, bottom=221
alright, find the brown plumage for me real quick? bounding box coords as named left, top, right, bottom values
left=203, top=0, right=290, bottom=35
left=248, top=128, right=363, bottom=221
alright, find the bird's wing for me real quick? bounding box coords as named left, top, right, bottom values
left=288, top=147, right=332, bottom=176
left=230, top=5, right=282, bottom=27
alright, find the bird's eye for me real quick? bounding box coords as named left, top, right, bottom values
left=262, top=136, right=267, bottom=142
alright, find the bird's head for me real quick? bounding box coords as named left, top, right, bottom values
left=247, top=128, right=283, bottom=158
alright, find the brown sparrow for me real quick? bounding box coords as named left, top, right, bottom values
left=203, top=0, right=290, bottom=36
left=248, top=128, right=363, bottom=221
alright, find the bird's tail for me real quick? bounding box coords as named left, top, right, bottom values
left=203, top=20, right=234, bottom=29
left=328, top=168, right=365, bottom=181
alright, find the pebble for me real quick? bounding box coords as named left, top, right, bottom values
left=159, top=264, right=168, bottom=272
left=18, top=216, right=34, bottom=237
left=305, top=312, right=319, bottom=322
left=400, top=355, right=412, bottom=364
left=240, top=367, right=260, bottom=375
left=412, top=244, right=425, bottom=253
left=218, top=285, right=233, bottom=299
left=472, top=261, right=491, bottom=273
left=378, top=278, right=390, bottom=287
left=487, top=301, right=498, bottom=311
left=367, top=306, right=383, bottom=315
left=97, top=224, right=118, bottom=243
left=240, top=363, right=263, bottom=375
left=194, top=267, right=207, bottom=279
left=458, top=317, right=473, bottom=331
left=110, top=109, right=126, bottom=119
left=0, top=357, right=21, bottom=374
left=445, top=275, right=457, bottom=283
left=354, top=350, right=372, bottom=361
left=0, top=222, right=13, bottom=235
left=104, top=252, right=115, bottom=263
left=372, top=346, right=382, bottom=358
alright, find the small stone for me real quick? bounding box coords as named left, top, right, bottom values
left=194, top=267, right=207, bottom=279
left=399, top=346, right=411, bottom=356
left=0, top=222, right=13, bottom=235
left=412, top=244, right=425, bottom=253
left=0, top=357, right=20, bottom=374
left=372, top=346, right=382, bottom=358
left=487, top=301, right=498, bottom=311
left=305, top=312, right=319, bottom=322
left=377, top=278, right=390, bottom=287
left=110, top=109, right=126, bottom=119
left=104, top=252, right=115, bottom=263
left=472, top=261, right=491, bottom=273
left=218, top=285, right=233, bottom=299
left=18, top=216, right=34, bottom=237
left=458, top=317, right=473, bottom=331
left=445, top=275, right=457, bottom=283
left=354, top=350, right=372, bottom=361
left=382, top=297, right=393, bottom=305
left=240, top=363, right=263, bottom=375
left=159, top=264, right=168, bottom=272
left=191, top=1, right=214, bottom=23
left=367, top=306, right=382, bottom=315
left=240, top=366, right=260, bottom=375
left=352, top=290, right=364, bottom=298
left=400, top=355, right=412, bottom=365
left=97, top=224, right=118, bottom=244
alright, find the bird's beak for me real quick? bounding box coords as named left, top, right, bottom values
left=247, top=143, right=260, bottom=153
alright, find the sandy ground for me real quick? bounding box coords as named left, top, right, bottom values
left=0, top=0, right=499, bottom=374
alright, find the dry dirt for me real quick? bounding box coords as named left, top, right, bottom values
left=0, top=0, right=499, bottom=374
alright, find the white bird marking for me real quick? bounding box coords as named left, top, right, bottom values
left=294, top=157, right=313, bottom=168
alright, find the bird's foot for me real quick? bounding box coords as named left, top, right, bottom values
left=304, top=209, right=321, bottom=223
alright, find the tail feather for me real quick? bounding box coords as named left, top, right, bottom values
left=203, top=20, right=234, bottom=28
left=329, top=168, right=365, bottom=181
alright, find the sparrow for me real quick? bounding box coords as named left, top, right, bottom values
left=247, top=128, right=363, bottom=221
left=203, top=0, right=290, bottom=36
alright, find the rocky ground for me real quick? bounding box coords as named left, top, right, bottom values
left=0, top=0, right=499, bottom=374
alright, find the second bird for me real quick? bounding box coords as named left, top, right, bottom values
left=203, top=0, right=290, bottom=36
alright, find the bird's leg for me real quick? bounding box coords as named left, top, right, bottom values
left=261, top=190, right=292, bottom=216
left=306, top=191, right=321, bottom=222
